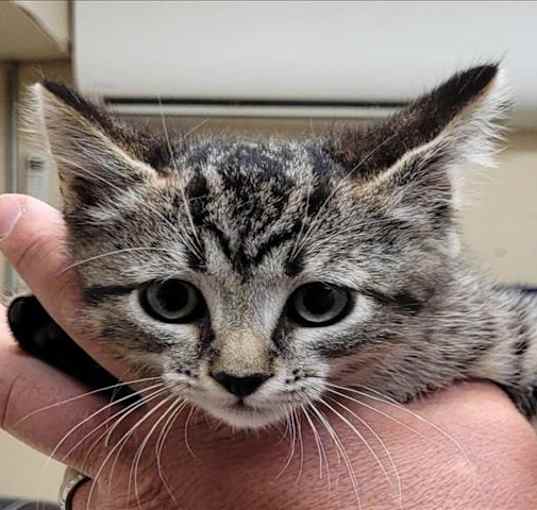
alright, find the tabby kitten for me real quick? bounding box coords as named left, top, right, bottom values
left=8, top=64, right=537, bottom=429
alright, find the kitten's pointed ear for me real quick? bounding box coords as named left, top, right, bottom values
left=24, top=82, right=162, bottom=211
left=329, top=64, right=510, bottom=181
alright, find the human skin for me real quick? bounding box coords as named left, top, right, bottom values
left=1, top=193, right=537, bottom=510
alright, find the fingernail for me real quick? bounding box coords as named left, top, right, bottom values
left=0, top=196, right=23, bottom=241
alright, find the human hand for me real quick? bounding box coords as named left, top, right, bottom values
left=1, top=194, right=537, bottom=510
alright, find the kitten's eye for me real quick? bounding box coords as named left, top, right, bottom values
left=287, top=283, right=351, bottom=327
left=140, top=279, right=204, bottom=323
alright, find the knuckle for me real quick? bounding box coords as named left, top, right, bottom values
left=12, top=232, right=62, bottom=276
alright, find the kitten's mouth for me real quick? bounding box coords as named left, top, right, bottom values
left=181, top=383, right=316, bottom=429
left=227, top=400, right=263, bottom=415
left=192, top=395, right=290, bottom=429
left=220, top=403, right=284, bottom=428
left=231, top=399, right=250, bottom=410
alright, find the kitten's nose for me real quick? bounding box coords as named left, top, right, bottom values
left=212, top=372, right=270, bottom=397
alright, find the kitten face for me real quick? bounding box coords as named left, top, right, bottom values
left=30, top=65, right=508, bottom=428
left=74, top=139, right=400, bottom=428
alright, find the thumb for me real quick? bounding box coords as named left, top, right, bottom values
left=0, top=193, right=130, bottom=383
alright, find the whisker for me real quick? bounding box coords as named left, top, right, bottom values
left=295, top=409, right=305, bottom=483
left=86, top=393, right=175, bottom=510
left=324, top=384, right=429, bottom=442
left=63, top=389, right=168, bottom=491
left=16, top=376, right=162, bottom=425
left=62, top=132, right=204, bottom=268
left=155, top=398, right=189, bottom=504
left=83, top=387, right=173, bottom=482
left=159, top=99, right=205, bottom=262
left=183, top=119, right=209, bottom=139
left=51, top=155, right=194, bottom=264
left=48, top=383, right=165, bottom=468
left=130, top=395, right=177, bottom=507
left=58, top=249, right=176, bottom=275
left=103, top=389, right=178, bottom=495
left=54, top=154, right=125, bottom=196
left=276, top=406, right=297, bottom=480
left=308, top=402, right=361, bottom=509
left=290, top=130, right=401, bottom=259
left=326, top=383, right=474, bottom=471
left=276, top=412, right=291, bottom=445
left=300, top=404, right=329, bottom=482
left=324, top=394, right=402, bottom=508
left=183, top=404, right=198, bottom=459
left=103, top=386, right=177, bottom=455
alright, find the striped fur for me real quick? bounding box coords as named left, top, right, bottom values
left=12, top=64, right=537, bottom=429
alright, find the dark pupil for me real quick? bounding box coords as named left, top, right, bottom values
left=303, top=285, right=335, bottom=316
left=156, top=280, right=188, bottom=311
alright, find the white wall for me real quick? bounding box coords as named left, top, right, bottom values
left=0, top=61, right=70, bottom=502
left=462, top=131, right=537, bottom=284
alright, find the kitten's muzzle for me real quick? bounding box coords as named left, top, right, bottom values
left=211, top=372, right=271, bottom=398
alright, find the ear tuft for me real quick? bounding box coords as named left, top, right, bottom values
left=327, top=63, right=511, bottom=179
left=425, top=64, right=505, bottom=119
left=437, top=64, right=511, bottom=168
left=22, top=82, right=158, bottom=211
left=40, top=80, right=119, bottom=139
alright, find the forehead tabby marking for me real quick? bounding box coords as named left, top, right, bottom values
left=169, top=140, right=343, bottom=277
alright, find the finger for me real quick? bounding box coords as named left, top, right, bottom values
left=0, top=302, right=108, bottom=472
left=0, top=193, right=126, bottom=379
left=0, top=194, right=81, bottom=324
left=1, top=301, right=178, bottom=479
left=0, top=195, right=180, bottom=476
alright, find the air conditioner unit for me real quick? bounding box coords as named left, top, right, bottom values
left=75, top=1, right=536, bottom=126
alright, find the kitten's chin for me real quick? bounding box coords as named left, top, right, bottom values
left=200, top=402, right=289, bottom=429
